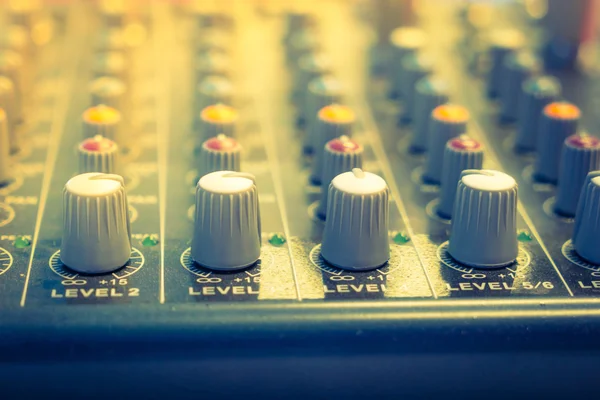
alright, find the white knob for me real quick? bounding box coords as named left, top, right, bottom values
left=321, top=168, right=390, bottom=270
left=60, top=173, right=131, bottom=274
left=192, top=171, right=261, bottom=271
left=448, top=170, right=518, bottom=268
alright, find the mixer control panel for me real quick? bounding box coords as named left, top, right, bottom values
left=1, top=0, right=600, bottom=360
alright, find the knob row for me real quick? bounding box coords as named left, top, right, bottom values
left=0, top=5, right=54, bottom=185
left=479, top=28, right=600, bottom=217
left=60, top=167, right=392, bottom=274
left=387, top=24, right=599, bottom=221
left=383, top=25, right=600, bottom=268
left=63, top=166, right=600, bottom=273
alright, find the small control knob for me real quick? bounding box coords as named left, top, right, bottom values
left=514, top=76, right=561, bottom=152
left=573, top=172, right=600, bottom=264
left=0, top=25, right=33, bottom=58
left=195, top=50, right=231, bottom=84
left=197, top=103, right=238, bottom=144
left=78, top=135, right=119, bottom=174
left=499, top=51, right=541, bottom=122
left=0, top=109, right=13, bottom=186
left=89, top=76, right=128, bottom=117
left=293, top=53, right=332, bottom=108
left=192, top=11, right=232, bottom=31
left=284, top=11, right=317, bottom=47
left=287, top=29, right=321, bottom=70
left=310, top=104, right=355, bottom=185
left=534, top=101, right=581, bottom=183
left=0, top=77, right=18, bottom=137
left=554, top=134, right=600, bottom=217
left=304, top=75, right=344, bottom=151
left=389, top=27, right=427, bottom=98
left=82, top=104, right=123, bottom=144
left=317, top=136, right=364, bottom=219
left=98, top=1, right=127, bottom=27
left=60, top=173, right=131, bottom=274
left=95, top=28, right=127, bottom=52
left=196, top=75, right=234, bottom=116
left=0, top=51, right=24, bottom=123
left=8, top=0, right=44, bottom=29
left=486, top=28, right=524, bottom=98
left=448, top=170, right=518, bottom=268
left=195, top=29, right=230, bottom=55
left=410, top=76, right=450, bottom=153
left=321, top=168, right=390, bottom=271
left=438, top=135, right=484, bottom=219
left=93, top=51, right=128, bottom=82
left=192, top=171, right=261, bottom=271
left=423, top=104, right=470, bottom=184
left=198, top=134, right=242, bottom=177
left=0, top=78, right=19, bottom=153
left=399, top=53, right=434, bottom=123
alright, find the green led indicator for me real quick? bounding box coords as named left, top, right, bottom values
left=268, top=233, right=286, bottom=247
left=13, top=236, right=31, bottom=248
left=393, top=232, right=411, bottom=244
left=517, top=230, right=533, bottom=242
left=141, top=234, right=159, bottom=247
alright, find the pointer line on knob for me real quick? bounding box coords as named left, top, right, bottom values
left=222, top=172, right=256, bottom=182
left=89, top=173, right=125, bottom=185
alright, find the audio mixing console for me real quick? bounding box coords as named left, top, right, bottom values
left=1, top=0, right=600, bottom=397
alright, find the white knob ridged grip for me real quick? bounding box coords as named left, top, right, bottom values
left=192, top=171, right=261, bottom=271
left=60, top=173, right=131, bottom=274
left=321, top=168, right=390, bottom=271
left=448, top=170, right=518, bottom=268
left=573, top=172, right=600, bottom=264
